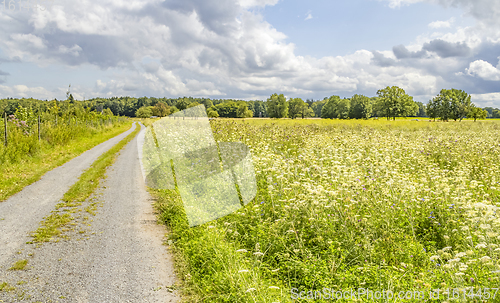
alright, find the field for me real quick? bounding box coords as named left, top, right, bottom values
left=152, top=118, right=500, bottom=302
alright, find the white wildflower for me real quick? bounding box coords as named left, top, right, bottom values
left=480, top=256, right=491, bottom=263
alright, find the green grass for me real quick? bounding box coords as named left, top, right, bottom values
left=151, top=119, right=500, bottom=302
left=9, top=260, right=28, bottom=271
left=0, top=282, right=15, bottom=292
left=30, top=124, right=141, bottom=243
left=0, top=121, right=132, bottom=202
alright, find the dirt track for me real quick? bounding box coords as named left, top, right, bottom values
left=0, top=123, right=179, bottom=302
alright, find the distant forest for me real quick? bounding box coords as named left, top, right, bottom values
left=1, top=90, right=499, bottom=120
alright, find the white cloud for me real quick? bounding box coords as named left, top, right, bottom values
left=382, top=0, right=424, bottom=9
left=0, top=84, right=55, bottom=99
left=238, top=0, right=279, bottom=8
left=466, top=59, right=500, bottom=80
left=470, top=92, right=500, bottom=104
left=428, top=17, right=454, bottom=29
left=11, top=33, right=47, bottom=49
left=0, top=0, right=498, bottom=106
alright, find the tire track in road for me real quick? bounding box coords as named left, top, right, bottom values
left=0, top=123, right=179, bottom=302
left=0, top=123, right=136, bottom=269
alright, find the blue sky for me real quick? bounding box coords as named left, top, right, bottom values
left=0, top=0, right=499, bottom=107
left=261, top=0, right=472, bottom=58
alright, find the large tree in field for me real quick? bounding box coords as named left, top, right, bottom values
left=425, top=98, right=440, bottom=121
left=288, top=98, right=307, bottom=119
left=467, top=106, right=488, bottom=122
left=429, top=89, right=472, bottom=122
left=376, top=86, right=417, bottom=120
left=321, top=95, right=340, bottom=119
left=349, top=94, right=372, bottom=119
left=448, top=89, right=472, bottom=121
left=267, top=93, right=288, bottom=118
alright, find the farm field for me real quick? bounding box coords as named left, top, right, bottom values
left=153, top=118, right=500, bottom=302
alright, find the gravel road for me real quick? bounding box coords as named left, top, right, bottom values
left=0, top=123, right=179, bottom=302
left=0, top=123, right=136, bottom=268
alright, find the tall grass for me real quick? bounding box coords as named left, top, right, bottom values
left=0, top=113, right=130, bottom=201
left=153, top=119, right=500, bottom=302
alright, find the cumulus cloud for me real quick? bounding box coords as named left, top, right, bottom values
left=393, top=45, right=428, bottom=59
left=0, top=0, right=498, bottom=105
left=422, top=39, right=472, bottom=58
left=382, top=0, right=500, bottom=27
left=371, top=51, right=397, bottom=67
left=466, top=59, right=500, bottom=81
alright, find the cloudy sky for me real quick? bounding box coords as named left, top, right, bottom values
left=0, top=0, right=499, bottom=106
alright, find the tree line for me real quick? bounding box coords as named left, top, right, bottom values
left=1, top=86, right=498, bottom=121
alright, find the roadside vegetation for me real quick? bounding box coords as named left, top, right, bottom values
left=152, top=118, right=500, bottom=302
left=0, top=98, right=130, bottom=202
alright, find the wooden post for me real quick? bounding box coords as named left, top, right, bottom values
left=3, top=112, right=7, bottom=147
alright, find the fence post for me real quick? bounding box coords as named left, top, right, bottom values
left=3, top=112, right=7, bottom=147
left=38, top=114, right=41, bottom=142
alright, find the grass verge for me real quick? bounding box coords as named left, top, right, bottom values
left=0, top=121, right=132, bottom=202
left=30, top=123, right=141, bottom=243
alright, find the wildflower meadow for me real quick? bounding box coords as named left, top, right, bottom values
left=153, top=118, right=500, bottom=302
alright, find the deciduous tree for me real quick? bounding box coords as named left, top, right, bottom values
left=376, top=86, right=417, bottom=120
left=267, top=93, right=288, bottom=118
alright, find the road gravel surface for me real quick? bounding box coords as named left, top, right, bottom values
left=0, top=123, right=179, bottom=302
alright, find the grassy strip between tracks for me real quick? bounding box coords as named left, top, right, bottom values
left=30, top=123, right=141, bottom=243
left=0, top=121, right=133, bottom=202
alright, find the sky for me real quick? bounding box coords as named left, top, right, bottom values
left=0, top=0, right=499, bottom=107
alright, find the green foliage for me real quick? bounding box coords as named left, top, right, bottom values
left=135, top=106, right=153, bottom=118
left=349, top=94, right=372, bottom=119
left=311, top=100, right=326, bottom=118
left=152, top=102, right=170, bottom=117
left=267, top=93, right=288, bottom=118
left=415, top=101, right=427, bottom=117
left=288, top=98, right=307, bottom=119
left=236, top=102, right=253, bottom=118
left=336, top=98, right=351, bottom=119
left=187, top=102, right=201, bottom=109
left=467, top=106, right=488, bottom=121
left=175, top=98, right=190, bottom=111
left=430, top=89, right=472, bottom=122
left=207, top=108, right=219, bottom=118
left=376, top=86, right=418, bottom=120
left=212, top=102, right=239, bottom=118
left=320, top=96, right=339, bottom=119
